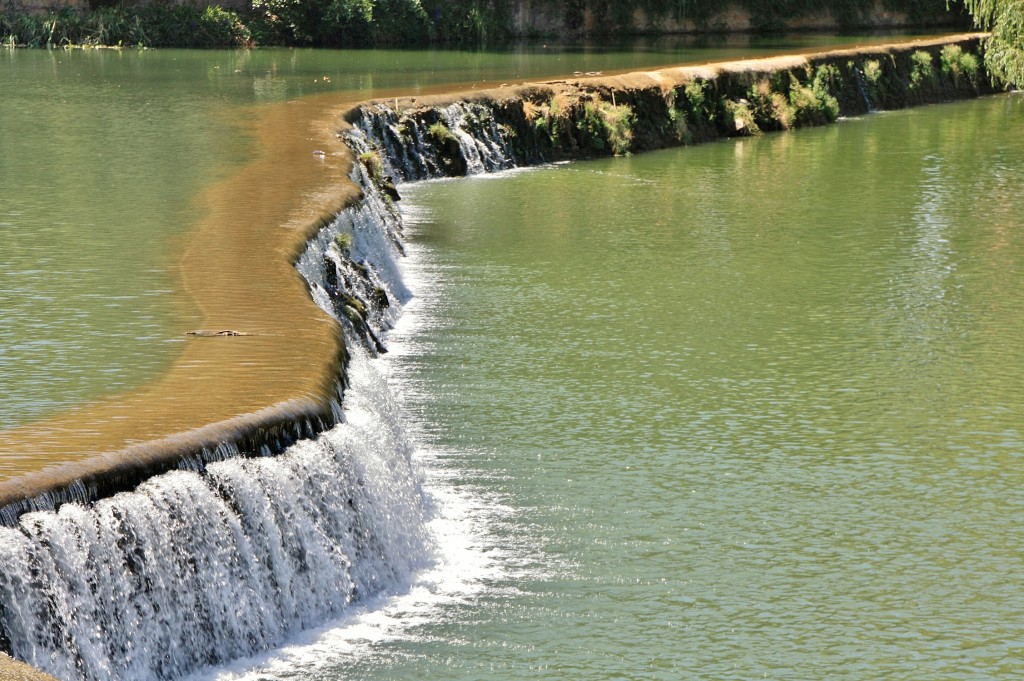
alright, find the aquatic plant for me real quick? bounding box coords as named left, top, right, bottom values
left=358, top=150, right=385, bottom=184
left=334, top=232, right=354, bottom=255
left=549, top=91, right=573, bottom=121
left=427, top=121, right=457, bottom=145
left=788, top=69, right=839, bottom=126
left=424, top=120, right=469, bottom=174
left=940, top=43, right=981, bottom=85
left=863, top=59, right=883, bottom=85
left=665, top=105, right=692, bottom=143
left=724, top=99, right=760, bottom=135
left=529, top=92, right=573, bottom=144
left=910, top=50, right=936, bottom=89
left=683, top=80, right=708, bottom=123
left=522, top=99, right=541, bottom=122
left=578, top=96, right=636, bottom=155
left=747, top=78, right=796, bottom=130
left=862, top=58, right=884, bottom=96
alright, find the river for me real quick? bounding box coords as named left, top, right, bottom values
left=186, top=93, right=1024, bottom=681
left=0, top=36, right=906, bottom=472
left=1, top=39, right=1022, bottom=680
left=359, top=94, right=1024, bottom=679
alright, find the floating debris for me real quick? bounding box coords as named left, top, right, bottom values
left=185, top=330, right=252, bottom=337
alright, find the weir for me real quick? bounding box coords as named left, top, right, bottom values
left=0, top=34, right=998, bottom=680
left=346, top=35, right=993, bottom=183
left=0, top=148, right=419, bottom=680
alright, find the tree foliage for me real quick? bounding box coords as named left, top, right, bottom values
left=1, top=0, right=971, bottom=49
left=962, top=0, right=1024, bottom=84
left=252, top=0, right=429, bottom=46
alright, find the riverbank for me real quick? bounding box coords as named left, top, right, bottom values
left=1, top=0, right=970, bottom=48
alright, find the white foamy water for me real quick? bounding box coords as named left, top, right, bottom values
left=0, top=156, right=505, bottom=681
left=0, top=345, right=438, bottom=681
left=193, top=212, right=507, bottom=681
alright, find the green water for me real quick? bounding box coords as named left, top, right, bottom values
left=2, top=37, right=878, bottom=430
left=6, top=41, right=1021, bottom=680
left=308, top=95, right=1024, bottom=679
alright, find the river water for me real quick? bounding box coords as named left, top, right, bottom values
left=2, top=41, right=1022, bottom=680
left=208, top=94, right=1023, bottom=679
left=0, top=37, right=898, bottom=468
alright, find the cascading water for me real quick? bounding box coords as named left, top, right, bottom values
left=351, top=101, right=522, bottom=182
left=0, top=151, right=431, bottom=681
left=852, top=66, right=877, bottom=114
left=0, top=90, right=525, bottom=681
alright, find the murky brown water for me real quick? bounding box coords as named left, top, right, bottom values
left=0, top=93, right=351, bottom=471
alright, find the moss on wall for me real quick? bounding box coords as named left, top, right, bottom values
left=347, top=35, right=993, bottom=179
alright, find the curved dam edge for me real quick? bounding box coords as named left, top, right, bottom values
left=0, top=34, right=994, bottom=520
left=0, top=399, right=336, bottom=521
left=344, top=34, right=995, bottom=181
left=0, top=181, right=360, bottom=525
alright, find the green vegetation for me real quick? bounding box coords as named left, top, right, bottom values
left=250, top=0, right=432, bottom=46
left=862, top=58, right=884, bottom=96
left=910, top=49, right=936, bottom=88
left=962, top=0, right=1024, bottom=86
left=526, top=92, right=571, bottom=144
left=748, top=78, right=795, bottom=129
left=940, top=42, right=981, bottom=83
left=2, top=0, right=965, bottom=49
left=578, top=96, right=635, bottom=154
left=523, top=91, right=634, bottom=155
left=724, top=99, right=759, bottom=135
left=788, top=65, right=840, bottom=125
left=682, top=80, right=713, bottom=124
left=334, top=232, right=354, bottom=255
left=663, top=89, right=693, bottom=143
left=1, top=5, right=251, bottom=48
left=358, top=150, right=385, bottom=183
left=354, top=40, right=987, bottom=180
left=427, top=121, right=457, bottom=145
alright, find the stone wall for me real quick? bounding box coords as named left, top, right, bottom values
left=346, top=35, right=994, bottom=182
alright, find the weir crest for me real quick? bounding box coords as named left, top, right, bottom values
left=0, top=157, right=426, bottom=680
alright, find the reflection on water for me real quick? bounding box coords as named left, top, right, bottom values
left=209, top=95, right=1024, bottom=679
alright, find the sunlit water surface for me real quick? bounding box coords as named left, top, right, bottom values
left=207, top=95, right=1024, bottom=680
left=0, top=34, right=928, bottom=431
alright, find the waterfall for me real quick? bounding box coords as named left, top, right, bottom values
left=0, top=150, right=429, bottom=681
left=351, top=101, right=522, bottom=182
left=852, top=66, right=876, bottom=114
